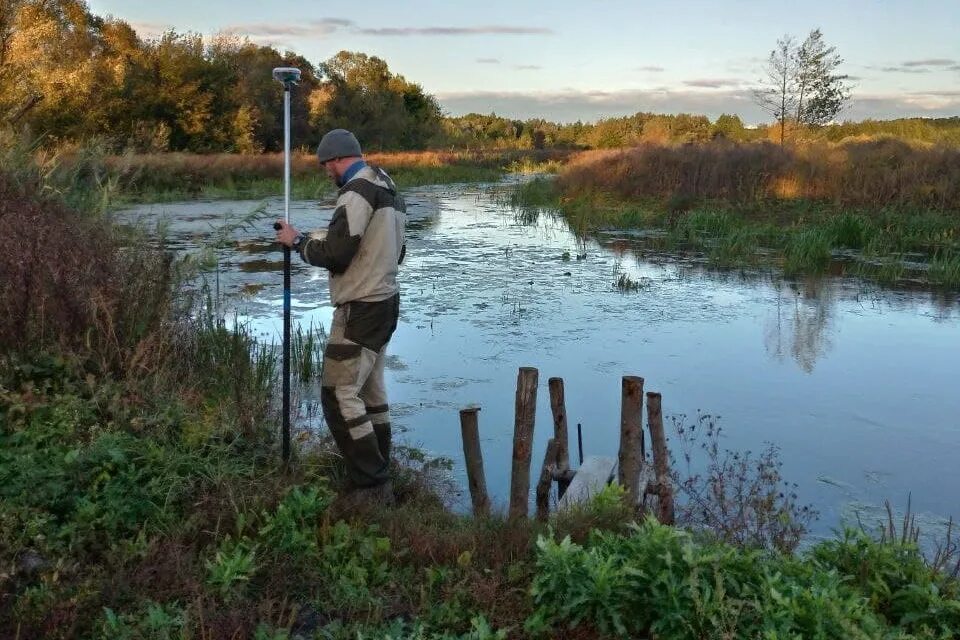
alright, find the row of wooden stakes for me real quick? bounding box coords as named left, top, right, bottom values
left=458, top=367, right=675, bottom=523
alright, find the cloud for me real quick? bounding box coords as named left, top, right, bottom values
left=436, top=87, right=960, bottom=124
left=514, top=64, right=542, bottom=70
left=476, top=58, right=501, bottom=64
left=682, top=78, right=744, bottom=89
left=908, top=89, right=960, bottom=98
left=901, top=58, right=956, bottom=67
left=220, top=19, right=552, bottom=42
left=854, top=91, right=960, bottom=115
left=219, top=19, right=351, bottom=49
left=635, top=65, right=665, bottom=72
left=222, top=19, right=353, bottom=39
left=358, top=25, right=553, bottom=36
left=880, top=66, right=930, bottom=74
left=877, top=58, right=958, bottom=74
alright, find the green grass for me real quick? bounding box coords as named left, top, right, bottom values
left=4, top=353, right=960, bottom=638
left=784, top=228, right=833, bottom=275
left=929, top=252, right=960, bottom=288
left=528, top=520, right=960, bottom=638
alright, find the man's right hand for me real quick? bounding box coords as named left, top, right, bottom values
left=274, top=219, right=300, bottom=247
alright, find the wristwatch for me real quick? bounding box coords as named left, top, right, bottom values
left=292, top=233, right=306, bottom=251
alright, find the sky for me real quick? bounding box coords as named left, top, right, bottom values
left=87, top=0, right=960, bottom=124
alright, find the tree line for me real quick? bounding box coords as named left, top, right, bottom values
left=2, top=1, right=958, bottom=152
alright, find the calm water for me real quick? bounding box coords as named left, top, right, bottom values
left=119, top=179, right=960, bottom=542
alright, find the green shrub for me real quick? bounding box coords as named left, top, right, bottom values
left=528, top=519, right=889, bottom=638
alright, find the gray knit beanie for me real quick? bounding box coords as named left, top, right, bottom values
left=316, top=129, right=362, bottom=162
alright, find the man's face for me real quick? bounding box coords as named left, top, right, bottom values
left=321, top=158, right=340, bottom=182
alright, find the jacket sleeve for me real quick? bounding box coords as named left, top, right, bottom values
left=299, top=191, right=372, bottom=274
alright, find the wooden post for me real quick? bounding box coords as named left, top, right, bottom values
left=535, top=438, right=559, bottom=521
left=646, top=392, right=675, bottom=525
left=509, top=367, right=539, bottom=519
left=459, top=407, right=490, bottom=517
left=618, top=376, right=644, bottom=507
left=548, top=377, right=571, bottom=497
left=577, top=423, right=583, bottom=465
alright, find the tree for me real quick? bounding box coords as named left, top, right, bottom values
left=754, top=35, right=798, bottom=146
left=311, top=51, right=441, bottom=150
left=795, top=29, right=850, bottom=126
left=712, top=114, right=746, bottom=141
left=754, top=30, right=851, bottom=145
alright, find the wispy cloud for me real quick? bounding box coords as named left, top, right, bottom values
left=220, top=19, right=553, bottom=41
left=877, top=58, right=958, bottom=74
left=902, top=58, right=956, bottom=67
left=682, top=78, right=744, bottom=89
left=358, top=25, right=553, bottom=36
left=880, top=66, right=931, bottom=74
left=476, top=58, right=501, bottom=64
left=221, top=18, right=353, bottom=40
left=635, top=65, right=665, bottom=72
left=514, top=64, right=542, bottom=70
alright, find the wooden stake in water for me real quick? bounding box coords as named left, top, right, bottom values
left=548, top=377, right=571, bottom=496
left=509, top=367, right=539, bottom=519
left=618, top=375, right=644, bottom=506
left=459, top=407, right=490, bottom=517
left=646, top=391, right=675, bottom=525
left=536, top=437, right=559, bottom=521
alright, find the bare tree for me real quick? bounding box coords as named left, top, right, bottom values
left=753, top=36, right=798, bottom=146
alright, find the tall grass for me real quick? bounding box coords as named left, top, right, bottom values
left=559, top=139, right=960, bottom=211
left=784, top=229, right=833, bottom=275
left=929, top=252, right=960, bottom=288
left=511, top=141, right=960, bottom=286
left=103, top=148, right=574, bottom=202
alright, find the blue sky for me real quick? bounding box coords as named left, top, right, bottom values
left=88, top=0, right=960, bottom=123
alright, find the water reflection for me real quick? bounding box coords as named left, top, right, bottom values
left=764, top=279, right=835, bottom=373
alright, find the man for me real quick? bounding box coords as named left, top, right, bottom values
left=275, top=129, right=406, bottom=505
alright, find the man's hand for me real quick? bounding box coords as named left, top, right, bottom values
left=274, top=220, right=301, bottom=247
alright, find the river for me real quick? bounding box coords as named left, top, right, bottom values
left=118, top=178, right=960, bottom=543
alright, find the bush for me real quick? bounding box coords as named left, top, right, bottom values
left=671, top=413, right=818, bottom=554
left=528, top=519, right=884, bottom=638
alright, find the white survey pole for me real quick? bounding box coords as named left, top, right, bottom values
left=272, top=66, right=300, bottom=465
